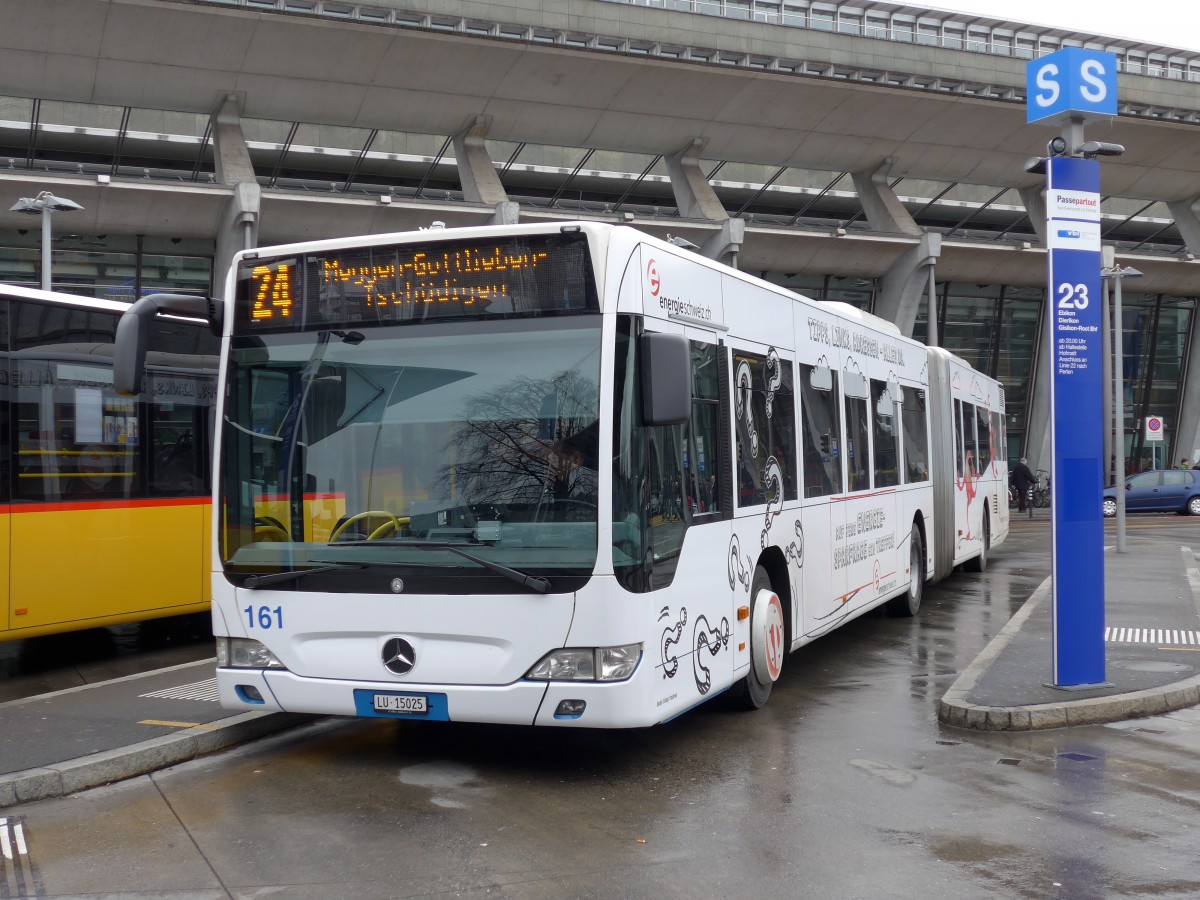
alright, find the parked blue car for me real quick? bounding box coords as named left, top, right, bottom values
left=1103, top=469, right=1200, bottom=517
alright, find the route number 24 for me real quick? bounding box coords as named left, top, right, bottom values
left=1057, top=283, right=1090, bottom=310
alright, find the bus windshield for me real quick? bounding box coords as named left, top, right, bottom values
left=220, top=316, right=602, bottom=593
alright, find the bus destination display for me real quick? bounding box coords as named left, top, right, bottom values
left=238, top=233, right=596, bottom=331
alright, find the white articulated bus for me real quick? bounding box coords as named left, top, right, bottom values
left=115, top=222, right=1007, bottom=727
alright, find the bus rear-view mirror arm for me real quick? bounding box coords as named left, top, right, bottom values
left=114, top=293, right=222, bottom=395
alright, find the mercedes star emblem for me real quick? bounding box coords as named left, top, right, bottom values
left=381, top=637, right=416, bottom=676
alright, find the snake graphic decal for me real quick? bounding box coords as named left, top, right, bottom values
left=728, top=534, right=751, bottom=592
left=761, top=456, right=784, bottom=548
left=764, top=347, right=782, bottom=417
left=658, top=606, right=685, bottom=679
left=784, top=519, right=804, bottom=567
left=734, top=357, right=759, bottom=459
left=657, top=605, right=731, bottom=696
left=692, top=614, right=731, bottom=695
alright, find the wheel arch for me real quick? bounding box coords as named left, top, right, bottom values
left=912, top=511, right=928, bottom=572
left=756, top=545, right=793, bottom=651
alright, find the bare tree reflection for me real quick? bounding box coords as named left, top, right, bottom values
left=439, top=370, right=598, bottom=506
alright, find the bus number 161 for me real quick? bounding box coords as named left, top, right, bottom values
left=245, top=605, right=283, bottom=629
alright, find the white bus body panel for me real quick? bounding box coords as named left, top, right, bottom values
left=220, top=585, right=574, bottom=685
left=631, top=240, right=934, bottom=673
left=928, top=347, right=1009, bottom=577
left=209, top=223, right=1004, bottom=728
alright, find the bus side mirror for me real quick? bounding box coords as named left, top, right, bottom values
left=640, top=332, right=691, bottom=426
left=114, top=293, right=221, bottom=395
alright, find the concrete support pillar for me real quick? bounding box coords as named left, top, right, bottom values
left=210, top=94, right=259, bottom=299
left=453, top=115, right=510, bottom=207
left=1018, top=186, right=1047, bottom=244
left=490, top=201, right=520, bottom=225
left=699, top=218, right=745, bottom=268
left=875, top=232, right=941, bottom=337
left=211, top=93, right=256, bottom=187
left=1160, top=197, right=1200, bottom=462
left=1167, top=195, right=1200, bottom=256
left=1172, top=296, right=1200, bottom=464
left=850, top=160, right=921, bottom=236
left=664, top=138, right=744, bottom=267
left=665, top=138, right=728, bottom=222
left=1025, top=296, right=1053, bottom=473
left=214, top=182, right=260, bottom=300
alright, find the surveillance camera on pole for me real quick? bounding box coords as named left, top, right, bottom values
left=1081, top=141, right=1126, bottom=158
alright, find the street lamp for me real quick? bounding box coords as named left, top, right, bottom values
left=9, top=191, right=84, bottom=291
left=1101, top=258, right=1143, bottom=554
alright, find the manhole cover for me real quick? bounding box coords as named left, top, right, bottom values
left=1110, top=660, right=1193, bottom=673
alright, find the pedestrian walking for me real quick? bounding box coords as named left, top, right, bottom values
left=1011, top=457, right=1035, bottom=514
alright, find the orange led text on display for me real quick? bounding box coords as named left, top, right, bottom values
left=322, top=247, right=550, bottom=308
left=251, top=265, right=293, bottom=320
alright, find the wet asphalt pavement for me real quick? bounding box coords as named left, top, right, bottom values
left=0, top=612, right=213, bottom=704
left=5, top=516, right=1200, bottom=898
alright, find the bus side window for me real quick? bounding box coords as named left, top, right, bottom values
left=611, top=318, right=694, bottom=592
left=870, top=379, right=899, bottom=488
left=149, top=374, right=208, bottom=497
left=964, top=402, right=979, bottom=476
left=901, top=387, right=929, bottom=483
left=954, top=400, right=965, bottom=479
left=843, top=372, right=870, bottom=493
left=975, top=405, right=991, bottom=475
left=990, top=410, right=1005, bottom=462
left=799, top=364, right=841, bottom=498
left=13, top=305, right=141, bottom=503
left=686, top=341, right=721, bottom=516
left=732, top=349, right=796, bottom=508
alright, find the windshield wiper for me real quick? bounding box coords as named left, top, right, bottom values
left=337, top=539, right=551, bottom=594
left=239, top=561, right=365, bottom=589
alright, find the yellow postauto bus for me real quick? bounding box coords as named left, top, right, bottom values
left=0, top=284, right=217, bottom=640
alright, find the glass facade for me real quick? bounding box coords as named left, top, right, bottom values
left=1119, top=294, right=1196, bottom=472
left=909, top=283, right=1043, bottom=458
left=763, top=273, right=875, bottom=311
left=0, top=235, right=212, bottom=300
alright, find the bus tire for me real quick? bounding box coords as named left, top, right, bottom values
left=887, top=524, right=925, bottom=617
left=964, top=510, right=989, bottom=573
left=729, top=566, right=783, bottom=711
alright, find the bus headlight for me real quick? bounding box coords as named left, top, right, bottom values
left=526, top=643, right=641, bottom=682
left=215, top=637, right=286, bottom=669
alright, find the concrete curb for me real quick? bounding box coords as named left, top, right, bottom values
left=939, top=574, right=1200, bottom=731
left=0, top=711, right=312, bottom=809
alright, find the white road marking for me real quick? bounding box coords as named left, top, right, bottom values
left=1105, top=627, right=1200, bottom=645
left=138, top=678, right=220, bottom=702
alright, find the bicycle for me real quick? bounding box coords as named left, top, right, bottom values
left=1031, top=471, right=1051, bottom=508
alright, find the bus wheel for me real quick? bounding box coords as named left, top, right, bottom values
left=730, top=567, right=784, bottom=711
left=964, top=511, right=989, bottom=573
left=887, top=524, right=925, bottom=617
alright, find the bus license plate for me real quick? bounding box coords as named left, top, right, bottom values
left=373, top=693, right=428, bottom=714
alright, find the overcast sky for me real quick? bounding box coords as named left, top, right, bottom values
left=905, top=1, right=1199, bottom=53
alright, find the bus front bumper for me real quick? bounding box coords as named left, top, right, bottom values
left=217, top=668, right=661, bottom=728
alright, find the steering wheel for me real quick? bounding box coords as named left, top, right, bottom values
left=329, top=510, right=400, bottom=543
left=254, top=515, right=290, bottom=542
